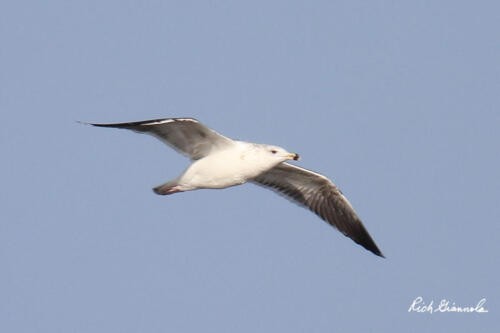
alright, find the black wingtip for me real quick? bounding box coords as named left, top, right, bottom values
left=351, top=224, right=385, bottom=258
left=356, top=240, right=384, bottom=258
left=76, top=121, right=107, bottom=127
left=364, top=240, right=385, bottom=258
left=77, top=121, right=139, bottom=130
left=361, top=237, right=385, bottom=258
left=373, top=248, right=385, bottom=258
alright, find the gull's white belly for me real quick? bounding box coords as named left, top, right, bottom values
left=178, top=147, right=273, bottom=189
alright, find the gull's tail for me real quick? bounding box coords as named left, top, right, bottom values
left=153, top=181, right=192, bottom=195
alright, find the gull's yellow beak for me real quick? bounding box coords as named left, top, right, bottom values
left=286, top=153, right=300, bottom=161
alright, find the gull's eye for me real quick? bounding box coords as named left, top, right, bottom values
left=271, top=150, right=277, bottom=154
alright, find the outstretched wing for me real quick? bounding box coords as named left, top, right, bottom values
left=81, top=118, right=233, bottom=160
left=252, top=162, right=384, bottom=257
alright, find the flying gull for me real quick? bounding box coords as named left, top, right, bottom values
left=81, top=118, right=384, bottom=257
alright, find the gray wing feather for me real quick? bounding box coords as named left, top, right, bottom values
left=82, top=118, right=233, bottom=160
left=252, top=163, right=384, bottom=257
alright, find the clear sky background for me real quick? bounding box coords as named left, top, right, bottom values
left=1, top=1, right=499, bottom=332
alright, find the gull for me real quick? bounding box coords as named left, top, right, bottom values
left=81, top=117, right=384, bottom=257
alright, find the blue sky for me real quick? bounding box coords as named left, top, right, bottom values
left=1, top=1, right=498, bottom=332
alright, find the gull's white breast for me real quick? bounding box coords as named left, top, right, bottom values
left=177, top=142, right=277, bottom=189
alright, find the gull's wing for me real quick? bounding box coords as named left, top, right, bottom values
left=252, top=163, right=384, bottom=257
left=81, top=118, right=233, bottom=160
